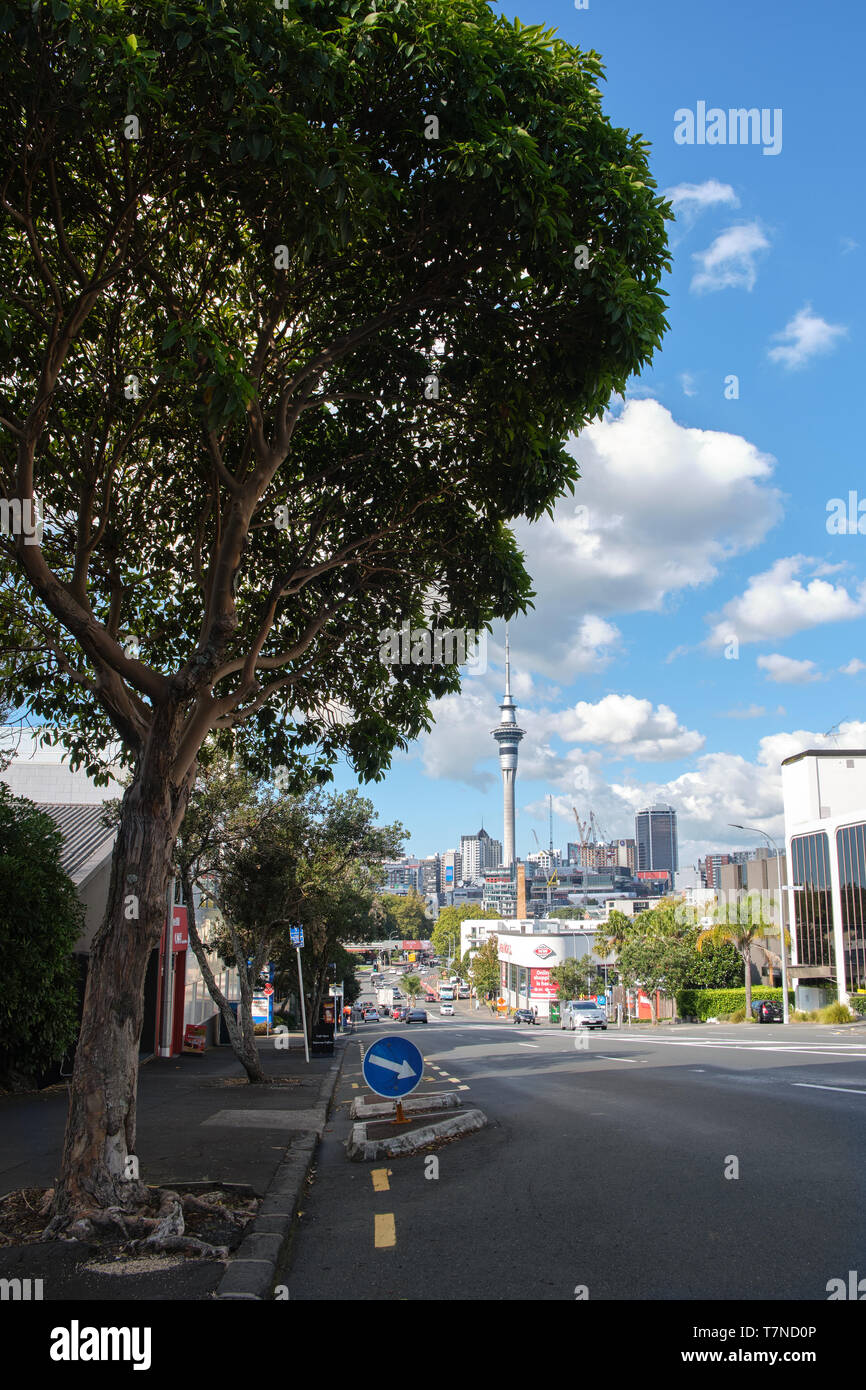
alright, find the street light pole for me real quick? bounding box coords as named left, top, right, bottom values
left=729, top=823, right=791, bottom=1025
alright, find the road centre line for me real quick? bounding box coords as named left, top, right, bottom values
left=793, top=1083, right=866, bottom=1096
left=374, top=1214, right=396, bottom=1248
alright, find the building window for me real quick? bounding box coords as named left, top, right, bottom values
left=837, top=822, right=866, bottom=993
left=790, top=831, right=833, bottom=971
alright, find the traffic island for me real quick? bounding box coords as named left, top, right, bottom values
left=346, top=1106, right=487, bottom=1161
left=349, top=1090, right=460, bottom=1121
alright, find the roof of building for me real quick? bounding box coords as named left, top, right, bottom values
left=781, top=748, right=866, bottom=765
left=41, top=803, right=117, bottom=882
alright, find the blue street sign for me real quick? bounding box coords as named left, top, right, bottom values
left=290, top=926, right=304, bottom=947
left=363, top=1036, right=424, bottom=1100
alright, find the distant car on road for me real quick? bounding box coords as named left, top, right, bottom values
left=513, top=1009, right=537, bottom=1025
left=364, top=1009, right=380, bottom=1023
left=440, top=1003, right=454, bottom=1016
left=405, top=1009, right=428, bottom=1024
left=394, top=1006, right=411, bottom=1022
left=561, top=1001, right=607, bottom=1031
left=425, top=992, right=437, bottom=1003
left=752, top=999, right=783, bottom=1023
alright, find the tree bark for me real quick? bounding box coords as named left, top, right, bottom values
left=742, top=945, right=753, bottom=1020
left=49, top=717, right=194, bottom=1223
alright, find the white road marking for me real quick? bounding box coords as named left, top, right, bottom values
left=592, top=1055, right=640, bottom=1063
left=517, top=1043, right=540, bottom=1049
left=793, top=1083, right=866, bottom=1096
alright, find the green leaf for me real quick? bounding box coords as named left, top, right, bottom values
left=176, top=32, right=192, bottom=49
left=126, top=33, right=137, bottom=52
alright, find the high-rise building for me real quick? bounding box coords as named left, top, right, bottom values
left=418, top=855, right=440, bottom=896
left=460, top=828, right=501, bottom=880
left=635, top=804, right=679, bottom=874
left=440, top=849, right=462, bottom=889
left=490, top=631, right=524, bottom=868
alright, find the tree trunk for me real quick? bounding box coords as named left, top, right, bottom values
left=181, top=867, right=265, bottom=1084
left=742, top=946, right=753, bottom=1019
left=49, top=723, right=194, bottom=1224
left=228, top=921, right=268, bottom=1084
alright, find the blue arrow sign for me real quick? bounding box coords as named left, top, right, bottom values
left=363, top=1036, right=424, bottom=1100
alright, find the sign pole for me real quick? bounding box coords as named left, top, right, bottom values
left=296, top=945, right=310, bottom=1065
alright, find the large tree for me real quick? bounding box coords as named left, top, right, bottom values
left=431, top=902, right=500, bottom=961
left=0, top=0, right=669, bottom=1220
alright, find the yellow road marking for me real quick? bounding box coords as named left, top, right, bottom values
left=458, top=1084, right=470, bottom=1091
left=447, top=1076, right=460, bottom=1082
left=371, top=1168, right=391, bottom=1192
left=351, top=1082, right=359, bottom=1088
left=374, top=1213, right=396, bottom=1248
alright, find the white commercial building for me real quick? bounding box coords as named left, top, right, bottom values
left=782, top=749, right=866, bottom=1006
left=461, top=919, right=606, bottom=1020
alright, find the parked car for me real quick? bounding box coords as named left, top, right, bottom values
left=513, top=1009, right=537, bottom=1025
left=440, top=1003, right=454, bottom=1016
left=561, top=1000, right=607, bottom=1031
left=752, top=999, right=783, bottom=1023
left=405, top=1009, right=428, bottom=1024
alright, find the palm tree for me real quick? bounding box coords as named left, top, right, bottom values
left=696, top=894, right=775, bottom=1019
left=403, top=974, right=423, bottom=1008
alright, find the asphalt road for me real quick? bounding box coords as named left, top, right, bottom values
left=285, top=1004, right=866, bottom=1302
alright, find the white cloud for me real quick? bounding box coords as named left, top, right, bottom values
left=665, top=180, right=740, bottom=217
left=719, top=704, right=768, bottom=719
left=705, top=556, right=866, bottom=649
left=679, top=371, right=698, bottom=397
left=841, top=658, right=866, bottom=675
left=767, top=304, right=848, bottom=370
left=508, top=398, right=782, bottom=679
left=757, top=653, right=823, bottom=684
left=537, top=694, right=705, bottom=763
left=690, top=223, right=770, bottom=293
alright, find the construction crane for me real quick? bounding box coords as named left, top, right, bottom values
left=572, top=805, right=590, bottom=846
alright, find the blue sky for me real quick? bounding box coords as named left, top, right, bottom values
left=343, top=0, right=866, bottom=866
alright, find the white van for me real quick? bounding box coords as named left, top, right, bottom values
left=561, top=1000, right=607, bottom=1031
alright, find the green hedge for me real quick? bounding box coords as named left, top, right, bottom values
left=676, top=987, right=793, bottom=1021
left=847, top=994, right=866, bottom=1017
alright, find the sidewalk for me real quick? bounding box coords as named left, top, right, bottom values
left=0, top=1032, right=349, bottom=1300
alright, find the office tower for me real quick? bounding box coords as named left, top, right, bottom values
left=635, top=804, right=679, bottom=874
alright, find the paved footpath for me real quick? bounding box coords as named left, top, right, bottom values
left=0, top=1033, right=349, bottom=1300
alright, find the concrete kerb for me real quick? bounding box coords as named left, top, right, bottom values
left=347, top=1107, right=487, bottom=1161
left=216, top=1043, right=348, bottom=1301
left=349, top=1091, right=460, bottom=1121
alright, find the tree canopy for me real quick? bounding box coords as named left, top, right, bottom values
left=0, top=0, right=671, bottom=785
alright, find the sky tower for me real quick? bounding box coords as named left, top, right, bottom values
left=491, top=630, right=525, bottom=868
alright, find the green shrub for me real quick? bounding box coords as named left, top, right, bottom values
left=676, top=987, right=793, bottom=1021
left=817, top=1002, right=855, bottom=1024
left=791, top=1009, right=814, bottom=1022
left=847, top=994, right=866, bottom=1017
left=727, top=1008, right=748, bottom=1023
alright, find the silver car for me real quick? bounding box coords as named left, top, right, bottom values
left=561, top=1000, right=607, bottom=1031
